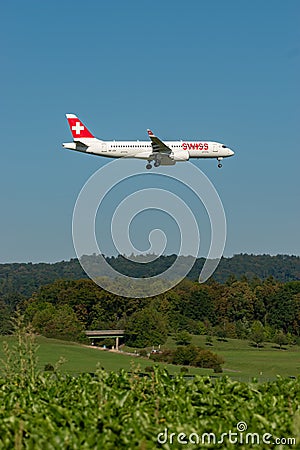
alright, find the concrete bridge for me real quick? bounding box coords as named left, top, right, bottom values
left=85, top=330, right=124, bottom=351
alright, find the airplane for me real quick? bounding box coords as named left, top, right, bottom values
left=63, top=114, right=234, bottom=169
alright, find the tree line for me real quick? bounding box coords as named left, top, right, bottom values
left=0, top=253, right=298, bottom=299
left=0, top=276, right=298, bottom=350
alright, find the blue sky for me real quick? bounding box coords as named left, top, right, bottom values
left=1, top=0, right=299, bottom=262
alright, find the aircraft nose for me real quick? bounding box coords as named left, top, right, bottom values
left=228, top=149, right=234, bottom=156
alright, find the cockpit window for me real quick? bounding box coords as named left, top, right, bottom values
left=222, top=145, right=227, bottom=148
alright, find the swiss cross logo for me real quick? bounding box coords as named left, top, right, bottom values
left=72, top=122, right=85, bottom=135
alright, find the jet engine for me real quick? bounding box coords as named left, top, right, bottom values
left=171, top=151, right=190, bottom=161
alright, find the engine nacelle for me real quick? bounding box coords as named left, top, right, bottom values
left=172, top=151, right=190, bottom=161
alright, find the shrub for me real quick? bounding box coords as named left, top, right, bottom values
left=172, top=345, right=198, bottom=366
left=150, top=349, right=173, bottom=364
left=194, top=349, right=224, bottom=369
left=213, top=364, right=223, bottom=373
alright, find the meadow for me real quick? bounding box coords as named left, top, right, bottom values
left=0, top=336, right=211, bottom=377
left=1, top=334, right=299, bottom=381
left=170, top=335, right=300, bottom=382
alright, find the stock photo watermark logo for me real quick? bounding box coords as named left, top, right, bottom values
left=157, top=421, right=296, bottom=446
left=72, top=159, right=226, bottom=297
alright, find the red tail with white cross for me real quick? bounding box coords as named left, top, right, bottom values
left=66, top=114, right=94, bottom=139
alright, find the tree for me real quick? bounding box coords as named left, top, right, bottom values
left=223, top=281, right=256, bottom=323
left=175, top=331, right=191, bottom=346
left=250, top=321, right=265, bottom=348
left=124, top=307, right=168, bottom=348
left=268, top=285, right=296, bottom=333
left=32, top=303, right=84, bottom=341
left=274, top=331, right=288, bottom=349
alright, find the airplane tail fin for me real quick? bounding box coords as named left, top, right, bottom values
left=66, top=114, right=95, bottom=140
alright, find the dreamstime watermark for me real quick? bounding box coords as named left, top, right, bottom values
left=72, top=159, right=226, bottom=297
left=157, top=421, right=296, bottom=446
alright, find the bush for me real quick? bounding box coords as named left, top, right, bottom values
left=194, top=349, right=224, bottom=369
left=213, top=364, right=223, bottom=373
left=172, top=345, right=198, bottom=366
left=150, top=349, right=173, bottom=364
left=152, top=345, right=225, bottom=371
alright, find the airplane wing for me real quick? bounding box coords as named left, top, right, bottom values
left=147, top=129, right=172, bottom=154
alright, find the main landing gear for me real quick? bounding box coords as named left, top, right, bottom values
left=146, top=159, right=161, bottom=169
left=217, top=157, right=223, bottom=169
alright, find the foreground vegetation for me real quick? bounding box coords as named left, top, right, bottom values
left=1, top=369, right=300, bottom=449
left=0, top=315, right=299, bottom=448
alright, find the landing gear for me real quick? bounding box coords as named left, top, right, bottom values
left=146, top=159, right=161, bottom=169
left=217, top=157, right=223, bottom=169
left=218, top=163, right=222, bottom=168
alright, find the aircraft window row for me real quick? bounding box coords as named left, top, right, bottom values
left=109, top=144, right=182, bottom=148
left=110, top=144, right=152, bottom=148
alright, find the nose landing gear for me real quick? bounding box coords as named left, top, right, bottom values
left=217, top=157, right=223, bottom=169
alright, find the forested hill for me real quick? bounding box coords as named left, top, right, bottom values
left=0, top=254, right=299, bottom=298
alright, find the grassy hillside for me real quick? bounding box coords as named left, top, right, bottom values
left=0, top=336, right=211, bottom=376
left=1, top=335, right=299, bottom=381
left=127, top=335, right=300, bottom=382
left=191, top=335, right=300, bottom=381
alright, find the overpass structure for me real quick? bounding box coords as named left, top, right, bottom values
left=85, top=330, right=124, bottom=351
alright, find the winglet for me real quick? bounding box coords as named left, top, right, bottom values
left=66, top=113, right=94, bottom=139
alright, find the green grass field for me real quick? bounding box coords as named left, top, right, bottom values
left=0, top=335, right=211, bottom=376
left=1, top=334, right=299, bottom=381
left=126, top=335, right=300, bottom=382
left=190, top=335, right=300, bottom=381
